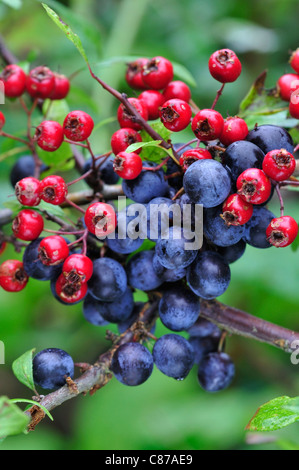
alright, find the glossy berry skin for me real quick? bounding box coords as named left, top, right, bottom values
left=33, top=348, right=74, bottom=390
left=111, top=128, right=142, bottom=155
left=217, top=239, right=247, bottom=265
left=222, top=194, right=253, bottom=226
left=163, top=80, right=191, bottom=103
left=208, top=49, right=242, bottom=83
left=244, top=206, right=276, bottom=249
left=122, top=161, right=168, bottom=203
left=10, top=155, right=43, bottom=188
left=223, top=140, right=265, bottom=183
left=266, top=216, right=298, bottom=248
left=246, top=125, right=294, bottom=155
left=198, top=352, right=235, bottom=392
left=152, top=254, right=186, bottom=283
left=82, top=156, right=119, bottom=187
left=159, top=99, right=192, bottom=132
left=263, top=149, right=296, bottom=182
left=50, top=73, right=70, bottom=100
left=89, top=257, right=127, bottom=302
left=55, top=273, right=88, bottom=304
left=0, top=64, right=27, bottom=98
left=289, top=90, right=299, bottom=119
left=277, top=73, right=299, bottom=101
left=192, top=109, right=224, bottom=141
left=142, top=56, right=173, bottom=90
left=23, top=238, right=63, bottom=281
left=40, top=175, right=68, bottom=206
left=290, top=48, right=299, bottom=74
left=138, top=90, right=165, bottom=120
left=155, top=226, right=198, bottom=270
left=179, top=148, right=212, bottom=172
left=38, top=236, right=69, bottom=266
left=34, top=120, right=64, bottom=152
left=204, top=206, right=245, bottom=247
left=82, top=295, right=110, bottom=327
left=111, top=342, right=154, bottom=387
left=189, top=336, right=219, bottom=365
left=84, top=287, right=133, bottom=324
left=113, top=152, right=143, bottom=180
left=236, top=168, right=272, bottom=204
left=15, top=177, right=42, bottom=207
left=153, top=334, right=195, bottom=380
left=0, top=260, right=29, bottom=292
left=84, top=202, right=117, bottom=237
left=63, top=110, right=94, bottom=142
left=117, top=97, right=148, bottom=131
left=62, top=254, right=93, bottom=284
left=159, top=286, right=200, bottom=332
left=127, top=251, right=163, bottom=292
left=125, top=58, right=148, bottom=90
left=106, top=205, right=144, bottom=255
left=0, top=111, right=5, bottom=130
left=188, top=317, right=222, bottom=340
left=220, top=117, right=248, bottom=147
left=12, top=209, right=44, bottom=241
left=26, top=66, right=55, bottom=99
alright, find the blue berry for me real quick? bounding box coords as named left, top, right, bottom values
left=127, top=251, right=163, bottom=291
left=244, top=206, right=276, bottom=249
left=107, top=206, right=144, bottom=254
left=159, top=286, right=200, bottom=331
left=146, top=197, right=175, bottom=242
left=85, top=287, right=134, bottom=324
left=152, top=254, right=186, bottom=283
left=246, top=124, right=294, bottom=155
left=10, top=155, right=47, bottom=188
left=189, top=336, right=219, bottom=364
left=122, top=162, right=168, bottom=203
left=110, top=342, right=153, bottom=386
left=88, top=258, right=127, bottom=302
left=197, top=352, right=235, bottom=392
left=217, top=239, right=246, bottom=264
left=222, top=140, right=264, bottom=182
left=23, top=238, right=62, bottom=281
left=165, top=157, right=183, bottom=191
left=187, top=317, right=222, bottom=339
left=118, top=302, right=144, bottom=333
left=33, top=348, right=75, bottom=390
left=204, top=206, right=245, bottom=247
left=155, top=226, right=198, bottom=270
left=82, top=156, right=120, bottom=186
left=153, top=334, right=195, bottom=380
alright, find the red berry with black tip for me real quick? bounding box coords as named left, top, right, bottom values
left=15, top=177, right=42, bottom=207
left=208, top=49, right=242, bottom=83
left=84, top=202, right=117, bottom=237
left=55, top=273, right=88, bottom=304
left=111, top=128, right=142, bottom=155
left=38, top=236, right=69, bottom=266
left=138, top=90, right=165, bottom=120
left=290, top=48, right=299, bottom=74
left=26, top=66, right=55, bottom=99
left=34, top=120, right=64, bottom=152
left=125, top=58, right=148, bottom=90
left=277, top=73, right=299, bottom=101
left=159, top=99, right=192, bottom=132
left=237, top=168, right=272, bottom=205
left=63, top=110, right=94, bottom=142
left=220, top=116, right=248, bottom=146
left=262, top=149, right=296, bottom=181
left=12, top=209, right=44, bottom=241
left=289, top=89, right=299, bottom=119
left=0, top=111, right=5, bottom=130
left=163, top=80, right=191, bottom=103
left=113, top=152, right=143, bottom=180
left=50, top=73, right=70, bottom=100
left=63, top=254, right=93, bottom=284
left=179, top=148, right=212, bottom=172
left=40, top=175, right=68, bottom=206
left=0, top=260, right=29, bottom=292
left=192, top=109, right=224, bottom=141
left=266, top=216, right=298, bottom=248
left=0, top=64, right=27, bottom=98
left=142, top=56, right=173, bottom=90
left=117, top=97, right=148, bottom=131
left=221, top=194, right=253, bottom=226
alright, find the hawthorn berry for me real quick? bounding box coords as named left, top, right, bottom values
left=138, top=90, right=165, bottom=120
left=125, top=58, right=148, bottom=90
left=15, top=177, right=42, bottom=207
left=40, top=175, right=68, bottom=205
left=159, top=99, right=192, bottom=132
left=0, top=260, right=29, bottom=292
left=179, top=148, right=212, bottom=172
left=113, top=152, right=143, bottom=180
left=12, top=209, right=44, bottom=241
left=0, top=64, right=27, bottom=98
left=63, top=254, right=93, bottom=284
left=111, top=128, right=142, bottom=155
left=84, top=202, right=117, bottom=237
left=142, top=56, right=173, bottom=90
left=220, top=117, right=248, bottom=147
left=63, top=111, right=94, bottom=142
left=55, top=273, right=88, bottom=304
left=208, top=49, right=242, bottom=83
left=34, top=120, right=64, bottom=152
left=163, top=80, right=191, bottom=103
left=117, top=97, right=148, bottom=131
left=262, top=149, right=296, bottom=181
left=38, top=236, right=70, bottom=266
left=26, top=66, right=55, bottom=99
left=266, top=216, right=298, bottom=248
left=289, top=89, right=299, bottom=119
left=277, top=73, right=299, bottom=101
left=236, top=168, right=272, bottom=205
left=0, top=111, right=5, bottom=130
left=191, top=109, right=224, bottom=141
left=221, top=194, right=253, bottom=226
left=290, top=48, right=299, bottom=74
left=50, top=73, right=70, bottom=100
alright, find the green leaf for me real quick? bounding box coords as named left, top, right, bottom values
left=42, top=99, right=70, bottom=125
left=139, top=120, right=173, bottom=163
left=12, top=349, right=36, bottom=392
left=246, top=396, right=299, bottom=432
left=126, top=140, right=162, bottom=153
left=0, top=0, right=22, bottom=9
left=9, top=400, right=54, bottom=422
left=0, top=396, right=30, bottom=438
left=291, top=226, right=299, bottom=252
left=37, top=141, right=73, bottom=167
left=38, top=200, right=66, bottom=219
left=172, top=61, right=197, bottom=88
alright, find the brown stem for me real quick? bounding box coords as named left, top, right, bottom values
left=211, top=83, right=225, bottom=110
left=0, top=34, right=18, bottom=64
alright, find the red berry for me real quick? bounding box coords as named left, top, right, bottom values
left=50, top=73, right=70, bottom=100
left=117, top=98, right=148, bottom=131
left=277, top=73, right=299, bottom=101
left=63, top=110, right=94, bottom=142
left=0, top=64, right=27, bottom=98
left=262, top=149, right=296, bottom=182
left=138, top=90, right=165, bottom=120
left=15, top=177, right=42, bottom=207
left=266, top=216, right=298, bottom=248
left=113, top=152, right=143, bottom=180
left=34, top=120, right=64, bottom=152
left=221, top=194, right=253, bottom=226
left=63, top=254, right=93, bottom=283
left=0, top=111, right=5, bottom=130
left=290, top=48, right=299, bottom=74
left=289, top=89, right=299, bottom=119
left=0, top=242, right=6, bottom=256
left=125, top=58, right=148, bottom=90
left=26, top=66, right=55, bottom=99
left=191, top=109, right=224, bottom=141
left=236, top=168, right=272, bottom=205
left=38, top=236, right=70, bottom=266
left=0, top=260, right=29, bottom=292
left=159, top=99, right=192, bottom=132
left=163, top=80, right=191, bottom=103
left=12, top=209, right=44, bottom=241
left=55, top=273, right=88, bottom=304
left=220, top=117, right=248, bottom=146
left=142, top=56, right=174, bottom=90
left=40, top=175, right=68, bottom=205
left=111, top=128, right=142, bottom=155
left=84, top=202, right=117, bottom=237
left=179, top=148, right=212, bottom=172
left=208, top=49, right=242, bottom=83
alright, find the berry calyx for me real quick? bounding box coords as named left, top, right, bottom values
left=277, top=73, right=299, bottom=101
left=125, top=58, right=148, bottom=90
left=266, top=216, right=298, bottom=248
left=63, top=111, right=94, bottom=142
left=262, top=149, right=296, bottom=181
left=12, top=209, right=44, bottom=241
left=117, top=98, right=148, bottom=131
left=179, top=148, right=212, bottom=172
left=138, top=90, right=165, bottom=120
left=111, top=128, right=142, bottom=155
left=220, top=116, right=249, bottom=147
left=34, top=120, right=64, bottom=152
left=0, top=260, right=29, bottom=292
left=159, top=99, right=192, bottom=132
left=38, top=236, right=70, bottom=266
left=236, top=168, right=272, bottom=205
left=113, top=152, right=143, bottom=180
left=63, top=254, right=93, bottom=284
left=0, top=111, right=5, bottom=130
left=191, top=109, right=224, bottom=141
left=84, top=202, right=117, bottom=237
left=208, top=49, right=242, bottom=83
left=55, top=273, right=88, bottom=304
left=290, top=48, right=299, bottom=74
left=15, top=177, right=42, bottom=207
left=0, top=64, right=27, bottom=98
left=50, top=73, right=70, bottom=100
left=221, top=194, right=253, bottom=226
left=163, top=80, right=191, bottom=103
left=40, top=175, right=68, bottom=205
left=26, top=66, right=55, bottom=99
left=289, top=89, right=299, bottom=119
left=142, top=56, right=173, bottom=90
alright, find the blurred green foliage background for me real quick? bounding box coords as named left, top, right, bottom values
left=1, top=0, right=299, bottom=450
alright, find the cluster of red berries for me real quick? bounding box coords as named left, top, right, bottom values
left=278, top=48, right=299, bottom=119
